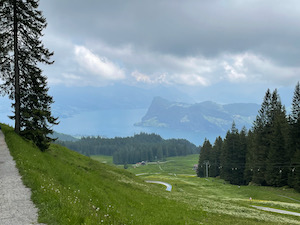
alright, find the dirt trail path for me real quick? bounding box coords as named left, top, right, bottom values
left=145, top=180, right=172, bottom=191
left=252, top=205, right=300, bottom=217
left=0, top=130, right=43, bottom=225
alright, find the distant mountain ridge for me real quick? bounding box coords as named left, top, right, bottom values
left=50, top=131, right=79, bottom=142
left=135, top=97, right=260, bottom=136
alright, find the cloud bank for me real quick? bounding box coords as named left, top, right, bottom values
left=39, top=0, right=300, bottom=93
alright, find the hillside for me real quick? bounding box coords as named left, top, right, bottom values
left=135, top=97, right=260, bottom=136
left=2, top=124, right=300, bottom=224
left=1, top=124, right=205, bottom=224
left=50, top=131, right=79, bottom=142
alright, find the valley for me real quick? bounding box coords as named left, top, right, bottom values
left=92, top=154, right=300, bottom=224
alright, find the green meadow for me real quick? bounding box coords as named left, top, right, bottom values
left=129, top=154, right=199, bottom=176
left=2, top=124, right=300, bottom=224
left=91, top=154, right=199, bottom=175
left=90, top=155, right=114, bottom=165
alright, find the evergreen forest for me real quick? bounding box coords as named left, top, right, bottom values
left=59, top=133, right=199, bottom=164
left=197, top=82, right=300, bottom=192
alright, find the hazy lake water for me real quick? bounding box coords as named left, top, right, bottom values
left=0, top=104, right=220, bottom=145
left=56, top=109, right=148, bottom=137
left=55, top=108, right=208, bottom=145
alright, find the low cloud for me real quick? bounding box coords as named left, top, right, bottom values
left=131, top=71, right=154, bottom=84
left=173, top=73, right=210, bottom=86
left=221, top=53, right=300, bottom=85
left=129, top=50, right=300, bottom=87
left=46, top=42, right=300, bottom=88
left=131, top=71, right=209, bottom=87
left=74, top=45, right=125, bottom=81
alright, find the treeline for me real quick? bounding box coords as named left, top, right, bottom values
left=197, top=82, right=300, bottom=192
left=58, top=133, right=198, bottom=164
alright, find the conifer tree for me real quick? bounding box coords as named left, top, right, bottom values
left=244, top=130, right=255, bottom=184
left=251, top=89, right=272, bottom=185
left=290, top=82, right=300, bottom=124
left=197, top=139, right=212, bottom=177
left=210, top=136, right=223, bottom=177
left=220, top=122, right=245, bottom=185
left=265, top=100, right=289, bottom=186
left=289, top=82, right=300, bottom=190
left=20, top=67, right=58, bottom=151
left=291, top=149, right=300, bottom=191
left=0, top=0, right=58, bottom=150
left=238, top=126, right=248, bottom=182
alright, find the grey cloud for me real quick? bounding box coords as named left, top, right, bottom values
left=41, top=0, right=300, bottom=66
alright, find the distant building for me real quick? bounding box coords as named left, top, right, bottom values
left=193, top=164, right=198, bottom=171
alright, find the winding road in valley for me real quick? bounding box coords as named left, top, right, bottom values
left=145, top=178, right=300, bottom=218
left=145, top=180, right=172, bottom=191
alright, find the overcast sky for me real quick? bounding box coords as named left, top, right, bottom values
left=38, top=0, right=300, bottom=106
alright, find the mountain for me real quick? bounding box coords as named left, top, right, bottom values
left=49, top=84, right=189, bottom=119
left=50, top=131, right=79, bottom=142
left=135, top=97, right=260, bottom=138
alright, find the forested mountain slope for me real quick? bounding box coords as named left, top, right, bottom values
left=136, top=97, right=260, bottom=134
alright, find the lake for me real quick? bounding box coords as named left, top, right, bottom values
left=55, top=108, right=211, bottom=145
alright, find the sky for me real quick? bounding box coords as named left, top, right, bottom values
left=36, top=0, right=300, bottom=108
left=1, top=0, right=300, bottom=131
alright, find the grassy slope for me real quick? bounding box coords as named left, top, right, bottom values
left=94, top=154, right=300, bottom=224
left=2, top=125, right=204, bottom=225
left=90, top=155, right=114, bottom=165
left=2, top=124, right=300, bottom=224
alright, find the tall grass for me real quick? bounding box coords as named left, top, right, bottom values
left=2, top=124, right=300, bottom=224
left=1, top=125, right=204, bottom=224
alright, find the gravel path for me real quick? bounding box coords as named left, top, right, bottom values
left=252, top=205, right=300, bottom=217
left=0, top=130, right=43, bottom=225
left=145, top=180, right=172, bottom=191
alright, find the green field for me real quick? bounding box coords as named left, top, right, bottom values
left=2, top=124, right=300, bottom=224
left=91, top=154, right=199, bottom=176
left=90, top=155, right=114, bottom=165
left=129, top=154, right=199, bottom=176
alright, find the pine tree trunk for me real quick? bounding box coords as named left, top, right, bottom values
left=13, top=0, right=20, bottom=134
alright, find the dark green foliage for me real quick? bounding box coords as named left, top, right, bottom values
left=197, top=123, right=246, bottom=185
left=251, top=89, right=272, bottom=185
left=199, top=83, right=300, bottom=191
left=288, top=82, right=300, bottom=190
left=220, top=123, right=246, bottom=185
left=197, top=138, right=212, bottom=177
left=0, top=0, right=58, bottom=151
left=265, top=95, right=289, bottom=186
left=59, top=133, right=198, bottom=164
left=290, top=149, right=300, bottom=191
left=210, top=136, right=222, bottom=177
left=244, top=130, right=254, bottom=184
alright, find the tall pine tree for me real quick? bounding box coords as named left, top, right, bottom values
left=210, top=136, right=223, bottom=177
left=197, top=139, right=212, bottom=177
left=251, top=89, right=272, bottom=185
left=289, top=82, right=300, bottom=190
left=265, top=92, right=289, bottom=186
left=244, top=130, right=255, bottom=184
left=220, top=122, right=245, bottom=185
left=0, top=0, right=58, bottom=150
